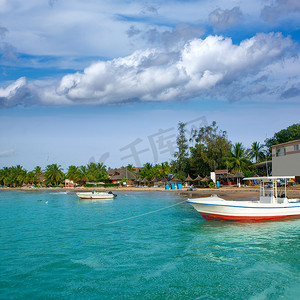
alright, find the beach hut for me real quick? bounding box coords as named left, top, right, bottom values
left=170, top=176, right=182, bottom=189
left=108, top=166, right=137, bottom=185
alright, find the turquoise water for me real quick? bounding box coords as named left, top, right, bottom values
left=0, top=191, right=299, bottom=300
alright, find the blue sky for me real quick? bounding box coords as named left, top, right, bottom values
left=0, top=0, right=300, bottom=170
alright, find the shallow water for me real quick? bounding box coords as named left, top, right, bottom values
left=0, top=191, right=299, bottom=299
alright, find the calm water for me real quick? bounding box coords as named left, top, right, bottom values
left=0, top=191, right=299, bottom=300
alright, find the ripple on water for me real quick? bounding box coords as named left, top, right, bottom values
left=0, top=191, right=299, bottom=299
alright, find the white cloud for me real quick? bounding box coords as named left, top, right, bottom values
left=55, top=33, right=294, bottom=104
left=1, top=32, right=295, bottom=107
left=0, top=77, right=28, bottom=107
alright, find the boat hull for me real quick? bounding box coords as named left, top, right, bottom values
left=76, top=192, right=115, bottom=199
left=188, top=197, right=300, bottom=221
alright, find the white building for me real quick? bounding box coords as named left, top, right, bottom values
left=272, top=139, right=300, bottom=182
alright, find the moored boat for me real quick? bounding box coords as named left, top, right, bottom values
left=188, top=176, right=300, bottom=221
left=76, top=190, right=116, bottom=199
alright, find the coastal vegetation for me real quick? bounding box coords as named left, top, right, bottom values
left=0, top=123, right=299, bottom=187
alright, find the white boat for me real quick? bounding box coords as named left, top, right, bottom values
left=76, top=190, right=116, bottom=199
left=188, top=176, right=300, bottom=221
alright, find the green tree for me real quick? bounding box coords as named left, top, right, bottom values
left=126, top=164, right=136, bottom=173
left=173, top=122, right=189, bottom=179
left=160, top=162, right=171, bottom=178
left=34, top=166, right=42, bottom=185
left=66, top=165, right=82, bottom=183
left=26, top=171, right=36, bottom=185
left=0, top=165, right=27, bottom=187
left=189, top=121, right=231, bottom=177
left=45, top=164, right=65, bottom=186
left=248, top=141, right=265, bottom=163
left=265, top=123, right=300, bottom=156
left=140, top=162, right=154, bottom=181
left=227, top=142, right=252, bottom=172
left=85, top=162, right=108, bottom=182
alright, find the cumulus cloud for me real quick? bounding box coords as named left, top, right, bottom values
left=209, top=7, right=243, bottom=31
left=0, top=32, right=295, bottom=107
left=0, top=77, right=28, bottom=107
left=261, top=0, right=300, bottom=22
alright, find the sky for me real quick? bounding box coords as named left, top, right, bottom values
left=0, top=0, right=300, bottom=170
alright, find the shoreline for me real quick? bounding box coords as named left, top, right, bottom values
left=1, top=185, right=300, bottom=198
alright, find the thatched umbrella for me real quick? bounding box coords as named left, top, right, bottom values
left=234, top=172, right=244, bottom=186
left=152, top=177, right=159, bottom=187
left=141, top=178, right=148, bottom=186
left=193, top=175, right=202, bottom=186
left=161, top=177, right=168, bottom=186
left=170, top=176, right=182, bottom=184
left=201, top=176, right=211, bottom=182
left=185, top=174, right=193, bottom=186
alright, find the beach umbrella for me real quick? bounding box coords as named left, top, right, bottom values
left=185, top=174, right=193, bottom=186
left=185, top=174, right=193, bottom=181
left=170, top=176, right=179, bottom=182
left=193, top=175, right=202, bottom=186
left=201, top=176, right=211, bottom=182
left=234, top=172, right=244, bottom=186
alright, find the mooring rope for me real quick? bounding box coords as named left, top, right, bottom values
left=103, top=199, right=188, bottom=225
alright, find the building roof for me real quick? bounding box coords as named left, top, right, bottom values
left=215, top=169, right=228, bottom=174
left=109, top=167, right=137, bottom=180
left=272, top=139, right=300, bottom=148
left=193, top=175, right=202, bottom=181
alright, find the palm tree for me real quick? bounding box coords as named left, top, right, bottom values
left=248, top=142, right=265, bottom=163
left=227, top=142, right=252, bottom=172
left=15, top=165, right=27, bottom=187
left=160, top=162, right=171, bottom=177
left=66, top=165, right=82, bottom=183
left=45, top=164, right=65, bottom=186
left=26, top=171, right=35, bottom=185
left=34, top=166, right=42, bottom=185
left=126, top=164, right=135, bottom=173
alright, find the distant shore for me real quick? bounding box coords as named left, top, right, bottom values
left=1, top=185, right=300, bottom=198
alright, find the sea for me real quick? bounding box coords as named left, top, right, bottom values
left=0, top=190, right=299, bottom=300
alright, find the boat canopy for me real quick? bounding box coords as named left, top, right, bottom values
left=243, top=176, right=295, bottom=182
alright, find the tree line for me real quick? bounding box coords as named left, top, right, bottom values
left=170, top=122, right=300, bottom=181
left=0, top=163, right=108, bottom=187
left=0, top=123, right=299, bottom=187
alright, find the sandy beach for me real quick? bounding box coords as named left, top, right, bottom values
left=2, top=185, right=300, bottom=199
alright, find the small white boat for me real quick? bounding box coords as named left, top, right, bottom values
left=188, top=176, right=300, bottom=221
left=76, top=190, right=116, bottom=199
